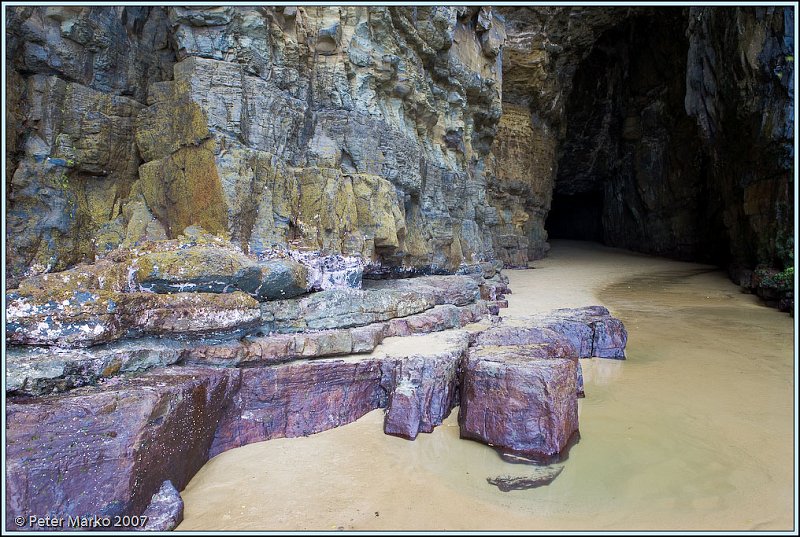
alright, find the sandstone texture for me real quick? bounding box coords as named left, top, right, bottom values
left=460, top=344, right=579, bottom=459
left=6, top=5, right=792, bottom=301
left=3, top=3, right=789, bottom=531
left=210, top=330, right=470, bottom=454
left=459, top=306, right=627, bottom=457
left=6, top=294, right=628, bottom=530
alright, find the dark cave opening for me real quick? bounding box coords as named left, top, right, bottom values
left=547, top=10, right=733, bottom=267
left=546, top=192, right=604, bottom=242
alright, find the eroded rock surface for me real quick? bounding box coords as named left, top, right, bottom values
left=7, top=6, right=507, bottom=286
left=6, top=366, right=238, bottom=531
left=6, top=340, right=182, bottom=396
left=458, top=306, right=627, bottom=458
left=210, top=330, right=470, bottom=454
left=5, top=285, right=630, bottom=531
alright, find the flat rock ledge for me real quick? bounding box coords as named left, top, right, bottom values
left=6, top=255, right=624, bottom=532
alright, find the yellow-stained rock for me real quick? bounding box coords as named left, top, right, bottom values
left=296, top=168, right=360, bottom=254
left=139, top=143, right=228, bottom=238
left=489, top=102, right=557, bottom=264
left=352, top=174, right=405, bottom=250
left=135, top=88, right=211, bottom=162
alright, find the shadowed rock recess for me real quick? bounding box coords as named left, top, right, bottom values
left=3, top=5, right=790, bottom=531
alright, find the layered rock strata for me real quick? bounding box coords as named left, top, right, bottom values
left=6, top=266, right=626, bottom=531
left=6, top=242, right=502, bottom=530
left=6, top=5, right=791, bottom=304
left=6, top=6, right=508, bottom=287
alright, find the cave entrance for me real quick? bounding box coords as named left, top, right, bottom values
left=545, top=191, right=604, bottom=242
left=543, top=10, right=727, bottom=264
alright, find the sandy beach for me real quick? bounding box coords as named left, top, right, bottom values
left=177, top=241, right=794, bottom=531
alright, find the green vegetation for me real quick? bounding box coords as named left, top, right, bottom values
left=755, top=265, right=794, bottom=292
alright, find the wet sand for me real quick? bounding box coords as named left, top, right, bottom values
left=177, top=241, right=795, bottom=531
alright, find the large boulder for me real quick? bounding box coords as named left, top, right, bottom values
left=459, top=344, right=579, bottom=459
left=460, top=306, right=628, bottom=458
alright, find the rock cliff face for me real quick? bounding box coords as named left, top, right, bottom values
left=6, top=6, right=507, bottom=286
left=6, top=6, right=789, bottom=530
left=6, top=6, right=793, bottom=296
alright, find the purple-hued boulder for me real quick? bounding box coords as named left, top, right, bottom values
left=381, top=333, right=467, bottom=439
left=459, top=344, right=579, bottom=459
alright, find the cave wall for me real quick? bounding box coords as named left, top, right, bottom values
left=492, top=6, right=793, bottom=286
left=6, top=6, right=176, bottom=285
left=487, top=103, right=556, bottom=266
left=556, top=10, right=718, bottom=262
left=5, top=6, right=507, bottom=285
left=685, top=6, right=794, bottom=282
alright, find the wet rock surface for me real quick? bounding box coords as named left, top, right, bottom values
left=475, top=306, right=628, bottom=360
left=459, top=306, right=626, bottom=458
left=6, top=366, right=238, bottom=531
left=487, top=466, right=564, bottom=492
left=209, top=330, right=470, bottom=454
left=460, top=344, right=579, bottom=459
left=135, top=481, right=184, bottom=532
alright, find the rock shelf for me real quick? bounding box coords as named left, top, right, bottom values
left=5, top=233, right=626, bottom=532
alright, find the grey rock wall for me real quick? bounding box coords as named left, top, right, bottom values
left=6, top=6, right=507, bottom=285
